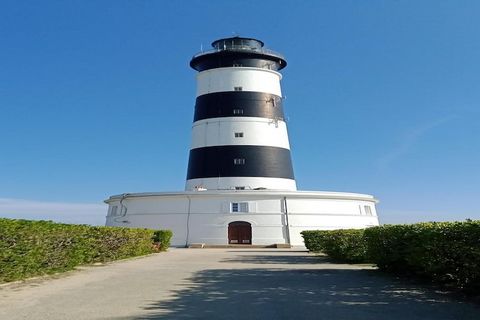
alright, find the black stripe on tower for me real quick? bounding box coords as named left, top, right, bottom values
left=191, top=52, right=285, bottom=72
left=194, top=92, right=284, bottom=122
left=187, top=145, right=294, bottom=180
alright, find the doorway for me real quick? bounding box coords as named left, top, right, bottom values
left=228, top=221, right=252, bottom=245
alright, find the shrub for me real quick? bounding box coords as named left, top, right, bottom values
left=302, top=221, right=480, bottom=292
left=153, top=230, right=173, bottom=251
left=364, top=221, right=480, bottom=292
left=0, top=218, right=172, bottom=283
left=300, top=230, right=328, bottom=252
left=301, top=229, right=368, bottom=263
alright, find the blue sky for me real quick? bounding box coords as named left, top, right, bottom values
left=1, top=0, right=479, bottom=225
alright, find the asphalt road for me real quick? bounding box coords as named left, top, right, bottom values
left=0, top=248, right=478, bottom=319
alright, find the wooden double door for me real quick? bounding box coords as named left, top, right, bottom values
left=228, top=221, right=252, bottom=245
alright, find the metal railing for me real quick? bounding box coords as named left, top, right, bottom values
left=192, top=46, right=285, bottom=60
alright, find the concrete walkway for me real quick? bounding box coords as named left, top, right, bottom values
left=0, top=249, right=478, bottom=319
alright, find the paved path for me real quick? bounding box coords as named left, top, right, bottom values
left=0, top=248, right=478, bottom=319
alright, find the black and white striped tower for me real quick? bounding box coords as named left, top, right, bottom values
left=186, top=37, right=296, bottom=191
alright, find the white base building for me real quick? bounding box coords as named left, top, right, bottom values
left=105, top=190, right=378, bottom=247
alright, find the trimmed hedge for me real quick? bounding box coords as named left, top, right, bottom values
left=302, top=220, right=480, bottom=292
left=364, top=221, right=480, bottom=292
left=300, top=230, right=328, bottom=253
left=0, top=218, right=172, bottom=283
left=301, top=229, right=368, bottom=263
left=153, top=230, right=173, bottom=252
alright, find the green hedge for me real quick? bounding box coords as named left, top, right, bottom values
left=153, top=230, right=173, bottom=252
left=302, top=220, right=480, bottom=292
left=0, top=218, right=172, bottom=283
left=364, top=221, right=480, bottom=292
left=300, top=230, right=328, bottom=253
left=301, top=229, right=368, bottom=263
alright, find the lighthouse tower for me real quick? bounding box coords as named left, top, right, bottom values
left=186, top=37, right=296, bottom=191
left=105, top=36, right=380, bottom=247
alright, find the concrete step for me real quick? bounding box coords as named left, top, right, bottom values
left=188, top=243, right=291, bottom=249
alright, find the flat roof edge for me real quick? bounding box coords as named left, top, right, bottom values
left=104, top=190, right=378, bottom=203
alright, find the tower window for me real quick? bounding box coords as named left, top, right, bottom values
left=233, top=158, right=245, bottom=165
left=110, top=206, right=118, bottom=216
left=234, top=132, right=244, bottom=138
left=231, top=202, right=248, bottom=212
left=233, top=109, right=244, bottom=115
left=234, top=86, right=243, bottom=91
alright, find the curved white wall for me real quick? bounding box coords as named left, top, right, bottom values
left=196, top=67, right=282, bottom=97
left=105, top=191, right=380, bottom=247
left=191, top=117, right=290, bottom=149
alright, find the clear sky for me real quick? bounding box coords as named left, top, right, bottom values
left=1, top=0, right=479, bottom=225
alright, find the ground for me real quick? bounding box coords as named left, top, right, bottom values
left=0, top=248, right=478, bottom=319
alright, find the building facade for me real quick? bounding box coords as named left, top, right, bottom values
left=105, top=37, right=379, bottom=246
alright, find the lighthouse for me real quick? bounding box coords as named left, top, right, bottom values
left=105, top=36, right=380, bottom=247
left=186, top=37, right=296, bottom=191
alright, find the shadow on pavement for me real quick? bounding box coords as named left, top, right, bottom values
left=124, top=267, right=479, bottom=320
left=220, top=254, right=329, bottom=265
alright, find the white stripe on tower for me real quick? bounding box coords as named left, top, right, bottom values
left=186, top=177, right=296, bottom=191
left=196, top=67, right=282, bottom=97
left=190, top=117, right=290, bottom=149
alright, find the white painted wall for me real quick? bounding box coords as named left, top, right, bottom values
left=191, top=117, right=290, bottom=149
left=196, top=67, right=282, bottom=97
left=287, top=198, right=375, bottom=215
left=105, top=191, right=379, bottom=247
left=185, top=177, right=297, bottom=191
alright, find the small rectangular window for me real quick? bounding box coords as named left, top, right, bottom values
left=233, top=63, right=242, bottom=67
left=233, top=109, right=243, bottom=115
left=234, top=132, right=244, bottom=138
left=364, top=205, right=372, bottom=216
left=231, top=202, right=248, bottom=212
left=110, top=205, right=118, bottom=216
left=235, top=186, right=245, bottom=190
left=234, top=86, right=243, bottom=91
left=233, top=158, right=245, bottom=165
